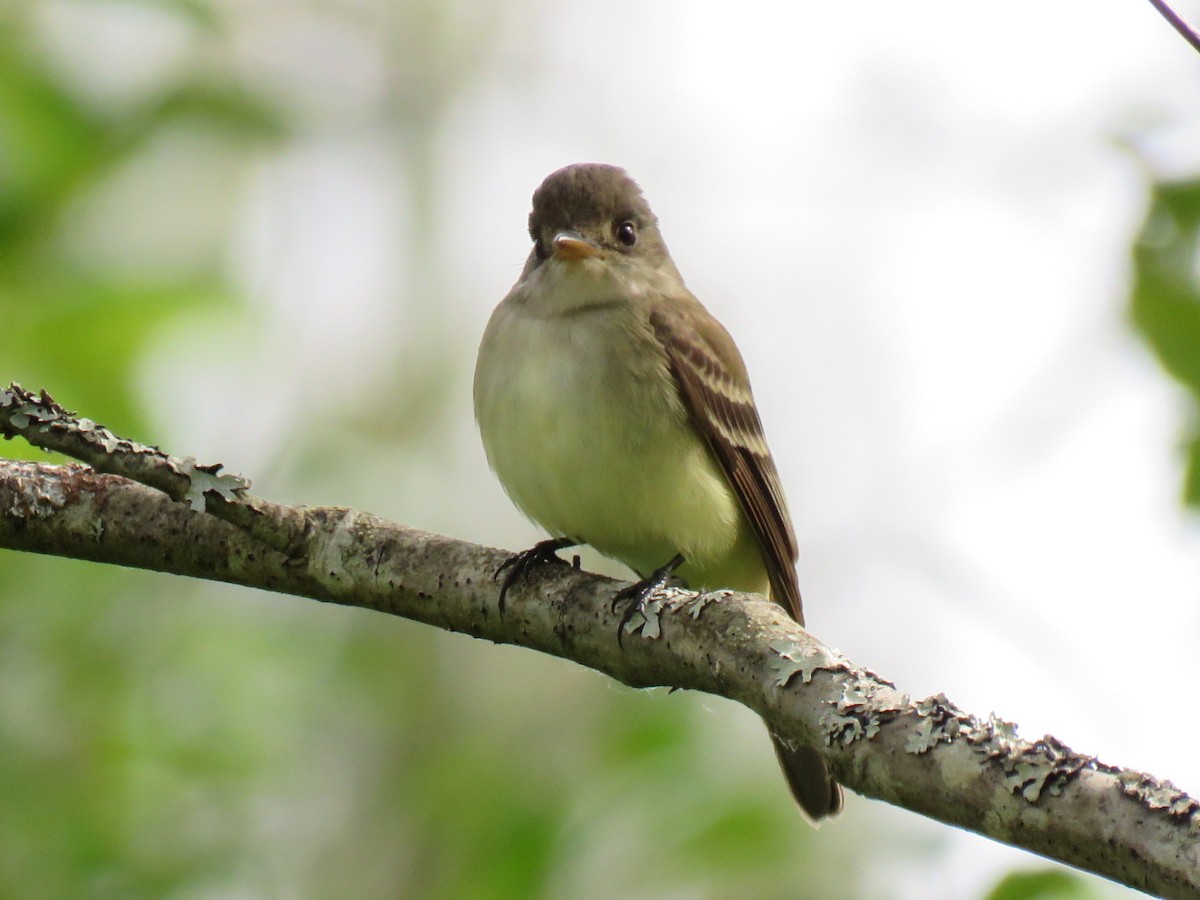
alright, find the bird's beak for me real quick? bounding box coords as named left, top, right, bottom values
left=552, top=231, right=603, bottom=261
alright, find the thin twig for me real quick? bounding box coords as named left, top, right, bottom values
left=1148, top=0, right=1200, bottom=54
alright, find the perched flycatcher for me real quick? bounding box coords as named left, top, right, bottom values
left=473, top=163, right=842, bottom=821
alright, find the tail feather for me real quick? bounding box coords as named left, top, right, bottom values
left=770, top=731, right=843, bottom=822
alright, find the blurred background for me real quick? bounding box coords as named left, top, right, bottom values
left=2, top=1, right=1200, bottom=897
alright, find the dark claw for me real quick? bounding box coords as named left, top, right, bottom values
left=495, top=537, right=576, bottom=614
left=612, top=553, right=685, bottom=646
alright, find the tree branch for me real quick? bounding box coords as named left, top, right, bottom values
left=1147, top=0, right=1200, bottom=54
left=2, top=384, right=1198, bottom=897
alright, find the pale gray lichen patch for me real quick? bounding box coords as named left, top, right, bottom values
left=768, top=640, right=841, bottom=688
left=681, top=590, right=721, bottom=619
left=71, top=417, right=126, bottom=452
left=5, top=465, right=69, bottom=518
left=620, top=586, right=694, bottom=641
left=900, top=700, right=1088, bottom=799
left=311, top=513, right=359, bottom=588
left=2, top=386, right=46, bottom=435
left=1002, top=736, right=1090, bottom=801
left=2, top=387, right=128, bottom=453
left=905, top=694, right=969, bottom=754
left=177, top=457, right=249, bottom=512
left=827, top=713, right=872, bottom=744
left=1117, top=770, right=1200, bottom=824
left=829, top=684, right=882, bottom=742
left=824, top=676, right=909, bottom=746
left=964, top=713, right=1022, bottom=760
left=943, top=711, right=1097, bottom=804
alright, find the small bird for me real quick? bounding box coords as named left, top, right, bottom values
left=473, top=163, right=842, bottom=821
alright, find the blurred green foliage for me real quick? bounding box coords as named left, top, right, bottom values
left=984, top=869, right=1090, bottom=900
left=1130, top=176, right=1200, bottom=507
left=0, top=3, right=280, bottom=438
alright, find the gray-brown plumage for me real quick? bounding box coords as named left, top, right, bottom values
left=474, top=163, right=842, bottom=820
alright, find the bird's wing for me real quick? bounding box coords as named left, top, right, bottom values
left=649, top=296, right=804, bottom=624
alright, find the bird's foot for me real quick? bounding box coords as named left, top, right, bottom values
left=612, top=553, right=686, bottom=646
left=495, top=537, right=576, bottom=614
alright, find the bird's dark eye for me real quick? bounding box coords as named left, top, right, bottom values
left=534, top=237, right=549, bottom=261
left=615, top=220, right=637, bottom=247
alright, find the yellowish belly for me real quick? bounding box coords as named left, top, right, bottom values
left=475, top=304, right=761, bottom=589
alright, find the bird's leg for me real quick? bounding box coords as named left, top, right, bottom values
left=613, top=553, right=686, bottom=645
left=495, top=536, right=577, bottom=614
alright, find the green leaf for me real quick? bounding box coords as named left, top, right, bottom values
left=1129, top=177, right=1200, bottom=506
left=984, top=868, right=1090, bottom=900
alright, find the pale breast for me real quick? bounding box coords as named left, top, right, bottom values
left=474, top=299, right=746, bottom=577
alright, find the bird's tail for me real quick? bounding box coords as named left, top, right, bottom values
left=770, top=730, right=843, bottom=823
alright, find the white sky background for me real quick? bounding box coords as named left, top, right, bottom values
left=37, top=0, right=1200, bottom=896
